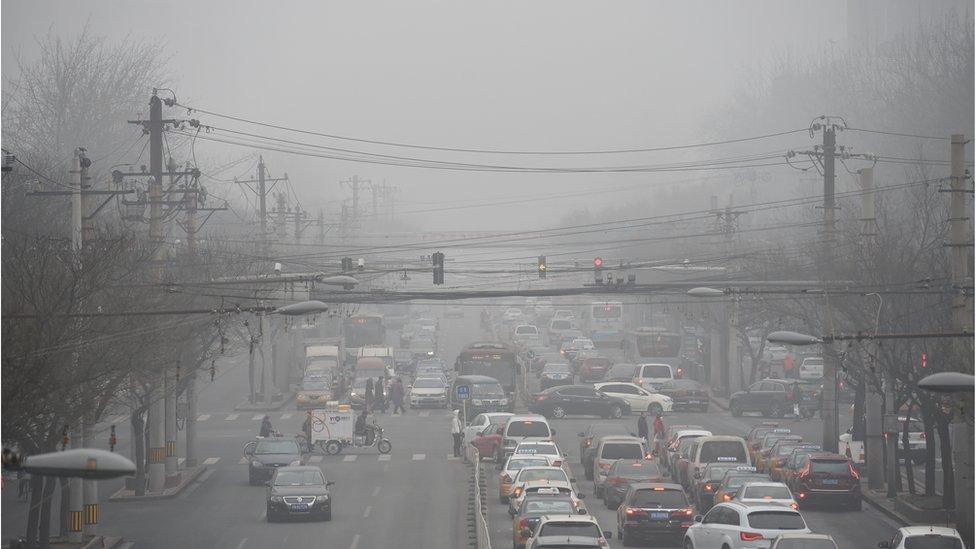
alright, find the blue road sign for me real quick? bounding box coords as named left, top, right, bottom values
left=456, top=385, right=470, bottom=400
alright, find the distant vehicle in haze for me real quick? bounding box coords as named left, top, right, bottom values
left=587, top=301, right=625, bottom=348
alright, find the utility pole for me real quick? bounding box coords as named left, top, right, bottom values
left=711, top=195, right=744, bottom=395
left=277, top=192, right=287, bottom=239
left=259, top=157, right=268, bottom=243
left=67, top=150, right=88, bottom=542
left=147, top=92, right=167, bottom=493
left=164, top=157, right=179, bottom=480
left=949, top=133, right=973, bottom=542
left=860, top=167, right=885, bottom=491
left=317, top=210, right=325, bottom=243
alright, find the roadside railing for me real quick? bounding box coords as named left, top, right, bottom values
left=465, top=442, right=491, bottom=549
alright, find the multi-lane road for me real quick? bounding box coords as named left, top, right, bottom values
left=2, top=309, right=906, bottom=548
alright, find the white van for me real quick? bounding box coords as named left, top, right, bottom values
left=497, top=414, right=553, bottom=463
left=592, top=435, right=648, bottom=497
left=632, top=363, right=675, bottom=388
left=688, top=435, right=751, bottom=482
left=798, top=357, right=824, bottom=380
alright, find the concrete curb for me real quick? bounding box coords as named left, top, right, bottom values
left=107, top=465, right=207, bottom=502
left=861, top=487, right=911, bottom=527
left=81, top=535, right=126, bottom=549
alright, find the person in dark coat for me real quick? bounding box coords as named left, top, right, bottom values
left=637, top=411, right=649, bottom=442
left=375, top=377, right=387, bottom=413
left=259, top=415, right=273, bottom=437
left=365, top=377, right=375, bottom=412
left=391, top=377, right=406, bottom=415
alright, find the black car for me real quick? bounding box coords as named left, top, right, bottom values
left=658, top=379, right=709, bottom=412
left=729, top=378, right=805, bottom=418
left=602, top=460, right=666, bottom=510
left=245, top=438, right=305, bottom=485
left=615, top=482, right=694, bottom=545
left=539, top=362, right=574, bottom=390
left=449, top=375, right=513, bottom=414
left=266, top=466, right=334, bottom=521
left=527, top=385, right=630, bottom=419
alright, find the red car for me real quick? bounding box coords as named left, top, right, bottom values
left=578, top=357, right=613, bottom=382
left=469, top=425, right=504, bottom=459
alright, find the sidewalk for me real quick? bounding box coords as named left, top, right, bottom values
left=107, top=465, right=207, bottom=502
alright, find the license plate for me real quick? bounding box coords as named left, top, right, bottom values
left=822, top=479, right=839, bottom=485
left=289, top=503, right=310, bottom=511
left=650, top=511, right=669, bottom=520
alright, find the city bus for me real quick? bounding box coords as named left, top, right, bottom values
left=624, top=326, right=685, bottom=373
left=454, top=342, right=518, bottom=398
left=587, top=301, right=625, bottom=348
left=342, top=314, right=386, bottom=365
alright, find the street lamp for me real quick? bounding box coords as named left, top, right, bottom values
left=5, top=448, right=136, bottom=480
left=686, top=287, right=726, bottom=298
left=273, top=300, right=330, bottom=316
left=918, top=371, right=974, bottom=543
left=318, top=275, right=359, bottom=290
left=766, top=330, right=823, bottom=346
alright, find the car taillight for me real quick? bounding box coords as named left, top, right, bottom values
left=536, top=395, right=548, bottom=401
left=790, top=502, right=799, bottom=510
left=518, top=518, right=530, bottom=532
left=670, top=508, right=694, bottom=519
left=849, top=462, right=860, bottom=480
left=798, top=461, right=812, bottom=480
left=740, top=531, right=764, bottom=541
left=722, top=494, right=732, bottom=501
left=920, top=432, right=926, bottom=440
left=624, top=507, right=646, bottom=517
left=703, top=483, right=715, bottom=493
left=584, top=437, right=593, bottom=446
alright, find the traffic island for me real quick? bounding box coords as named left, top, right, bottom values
left=107, top=464, right=207, bottom=501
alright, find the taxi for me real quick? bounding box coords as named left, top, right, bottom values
left=512, top=440, right=573, bottom=481
left=747, top=424, right=787, bottom=464
left=511, top=488, right=584, bottom=549
left=769, top=442, right=819, bottom=482
left=711, top=467, right=767, bottom=506
left=691, top=462, right=741, bottom=511
left=498, top=455, right=552, bottom=502
left=508, top=467, right=576, bottom=515
left=296, top=378, right=332, bottom=410
left=757, top=432, right=802, bottom=473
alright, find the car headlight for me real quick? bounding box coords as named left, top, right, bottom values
left=297, top=394, right=308, bottom=400
left=315, top=494, right=330, bottom=502
left=270, top=496, right=283, bottom=503
left=290, top=460, right=302, bottom=466
left=472, top=399, right=483, bottom=406
left=252, top=460, right=263, bottom=467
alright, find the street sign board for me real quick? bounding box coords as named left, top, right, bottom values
left=456, top=385, right=470, bottom=400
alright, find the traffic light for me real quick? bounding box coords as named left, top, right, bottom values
left=432, top=251, right=445, bottom=285
left=538, top=255, right=547, bottom=279
left=594, top=256, right=604, bottom=285
left=341, top=257, right=353, bottom=272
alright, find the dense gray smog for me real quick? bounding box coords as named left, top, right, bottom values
left=1, top=1, right=973, bottom=548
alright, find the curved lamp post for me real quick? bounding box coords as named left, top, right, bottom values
left=766, top=330, right=823, bottom=347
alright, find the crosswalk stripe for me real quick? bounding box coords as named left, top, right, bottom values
left=412, top=453, right=426, bottom=461
left=197, top=414, right=211, bottom=421
left=202, top=457, right=220, bottom=466
left=418, top=411, right=430, bottom=417
left=280, top=413, right=292, bottom=420
left=308, top=455, right=323, bottom=463
left=225, top=414, right=239, bottom=421
left=251, top=414, right=264, bottom=421
left=178, top=457, right=185, bottom=466
left=378, top=455, right=391, bottom=461
left=342, top=455, right=358, bottom=462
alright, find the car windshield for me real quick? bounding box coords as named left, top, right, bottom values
left=518, top=469, right=568, bottom=483
left=507, top=421, right=550, bottom=437
left=551, top=320, right=572, bottom=329
left=507, top=458, right=549, bottom=471
left=537, top=522, right=601, bottom=538
left=742, top=485, right=792, bottom=499
left=516, top=443, right=559, bottom=456
left=301, top=381, right=329, bottom=390
left=413, top=378, right=444, bottom=388
left=613, top=462, right=661, bottom=479
left=607, top=365, right=637, bottom=377
left=255, top=440, right=300, bottom=454
left=774, top=541, right=837, bottom=549
left=470, top=382, right=504, bottom=396
left=641, top=365, right=672, bottom=378
left=746, top=511, right=806, bottom=530
left=904, top=536, right=964, bottom=549
left=631, top=489, right=687, bottom=508
left=274, top=470, right=325, bottom=486
left=524, top=499, right=574, bottom=515
left=600, top=443, right=643, bottom=459
left=726, top=475, right=768, bottom=488
left=700, top=441, right=747, bottom=463
left=810, top=460, right=851, bottom=475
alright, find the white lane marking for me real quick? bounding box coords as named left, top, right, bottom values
left=378, top=455, right=391, bottom=461
left=197, top=414, right=211, bottom=421
left=280, top=413, right=292, bottom=420
left=308, top=455, right=323, bottom=463
left=239, top=457, right=248, bottom=464
left=363, top=505, right=372, bottom=518
left=418, top=411, right=430, bottom=417
left=178, top=457, right=186, bottom=466
left=349, top=534, right=360, bottom=549
left=225, top=414, right=239, bottom=421
left=371, top=486, right=381, bottom=497
left=251, top=414, right=264, bottom=421
left=412, top=453, right=426, bottom=461
left=235, top=538, right=248, bottom=549
left=202, top=457, right=220, bottom=466
left=343, top=455, right=358, bottom=462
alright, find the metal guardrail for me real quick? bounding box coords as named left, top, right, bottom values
left=465, top=442, right=491, bottom=549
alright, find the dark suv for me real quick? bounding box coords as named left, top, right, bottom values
left=729, top=379, right=797, bottom=418
left=787, top=452, right=861, bottom=510
left=615, top=483, right=694, bottom=546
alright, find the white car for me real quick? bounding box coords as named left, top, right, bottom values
left=463, top=412, right=513, bottom=444
left=769, top=533, right=837, bottom=549
left=594, top=382, right=673, bottom=414
left=732, top=481, right=798, bottom=510
left=684, top=502, right=811, bottom=549
left=525, top=514, right=611, bottom=548
left=408, top=377, right=449, bottom=408
left=498, top=454, right=553, bottom=502
left=798, top=357, right=823, bottom=380
left=879, top=526, right=965, bottom=549
left=508, top=467, right=576, bottom=514
left=633, top=363, right=676, bottom=388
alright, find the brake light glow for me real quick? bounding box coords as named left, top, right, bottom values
left=798, top=461, right=812, bottom=480
left=670, top=508, right=694, bottom=518
left=849, top=462, right=860, bottom=480
left=741, top=531, right=764, bottom=541
left=722, top=494, right=732, bottom=501
left=790, top=502, right=799, bottom=510
left=703, top=483, right=715, bottom=493
left=536, top=395, right=548, bottom=401
left=517, top=518, right=529, bottom=535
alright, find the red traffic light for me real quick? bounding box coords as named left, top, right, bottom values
left=594, top=257, right=604, bottom=268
